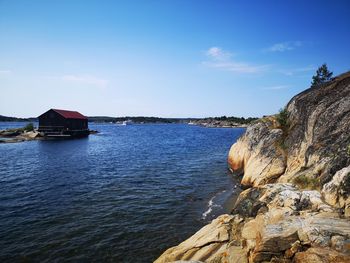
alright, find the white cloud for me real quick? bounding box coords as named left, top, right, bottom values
left=206, top=47, right=232, bottom=61
left=0, top=70, right=12, bottom=75
left=203, top=47, right=268, bottom=74
left=265, top=41, right=303, bottom=52
left=279, top=66, right=315, bottom=76
left=62, top=74, right=108, bottom=88
left=203, top=61, right=268, bottom=74
left=261, top=85, right=290, bottom=90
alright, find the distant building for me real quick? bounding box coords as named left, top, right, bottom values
left=38, top=109, right=89, bottom=137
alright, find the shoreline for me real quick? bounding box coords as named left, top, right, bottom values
left=201, top=173, right=243, bottom=223
left=222, top=184, right=242, bottom=213
left=155, top=71, right=350, bottom=263
left=0, top=128, right=99, bottom=144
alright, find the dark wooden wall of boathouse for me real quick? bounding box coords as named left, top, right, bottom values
left=38, top=109, right=88, bottom=133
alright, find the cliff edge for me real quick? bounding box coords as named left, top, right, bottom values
left=155, top=71, right=350, bottom=263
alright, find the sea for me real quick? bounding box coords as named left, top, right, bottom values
left=0, top=122, right=245, bottom=262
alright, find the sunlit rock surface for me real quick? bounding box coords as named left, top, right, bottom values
left=156, top=72, right=350, bottom=262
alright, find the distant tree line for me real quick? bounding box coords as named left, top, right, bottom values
left=211, top=116, right=258, bottom=124
left=0, top=115, right=258, bottom=124
left=0, top=115, right=37, bottom=122
left=88, top=116, right=258, bottom=124
left=87, top=116, right=180, bottom=123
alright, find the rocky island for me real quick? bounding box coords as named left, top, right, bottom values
left=155, top=71, right=350, bottom=263
left=188, top=117, right=257, bottom=128
left=0, top=124, right=42, bottom=143
left=0, top=126, right=98, bottom=143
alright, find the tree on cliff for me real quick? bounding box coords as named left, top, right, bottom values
left=311, top=64, right=333, bottom=87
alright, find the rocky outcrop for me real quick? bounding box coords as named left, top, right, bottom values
left=0, top=129, right=42, bottom=143
left=189, top=118, right=255, bottom=128
left=154, top=214, right=238, bottom=263
left=238, top=185, right=350, bottom=262
left=156, top=72, right=350, bottom=263
left=156, top=184, right=350, bottom=262
left=228, top=121, right=286, bottom=187
left=322, top=165, right=350, bottom=216
left=228, top=71, right=350, bottom=187
left=294, top=247, right=350, bottom=263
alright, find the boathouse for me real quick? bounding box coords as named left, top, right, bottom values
left=38, top=109, right=89, bottom=137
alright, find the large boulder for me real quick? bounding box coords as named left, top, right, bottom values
left=228, top=121, right=286, bottom=187
left=294, top=247, right=350, bottom=263
left=229, top=72, right=350, bottom=187
left=154, top=214, right=236, bottom=263
left=25, top=131, right=41, bottom=139
left=230, top=184, right=350, bottom=262
left=322, top=165, right=350, bottom=216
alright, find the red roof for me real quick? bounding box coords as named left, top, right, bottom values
left=52, top=109, right=87, bottom=120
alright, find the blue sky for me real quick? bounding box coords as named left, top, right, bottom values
left=0, top=0, right=349, bottom=118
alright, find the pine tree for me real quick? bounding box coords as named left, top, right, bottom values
left=311, top=64, right=333, bottom=87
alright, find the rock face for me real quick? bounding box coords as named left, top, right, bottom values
left=228, top=122, right=286, bottom=187
left=228, top=71, right=350, bottom=187
left=322, top=165, right=350, bottom=216
left=156, top=72, right=350, bottom=263
left=154, top=214, right=238, bottom=263
left=0, top=128, right=42, bottom=143
left=156, top=184, right=350, bottom=262
left=294, top=247, right=350, bottom=263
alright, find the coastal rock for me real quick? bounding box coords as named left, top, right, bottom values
left=228, top=121, right=286, bottom=187
left=225, top=246, right=248, bottom=263
left=0, top=130, right=21, bottom=137
left=189, top=118, right=251, bottom=128
left=233, top=183, right=333, bottom=216
left=22, top=131, right=41, bottom=139
left=322, top=165, right=350, bottom=216
left=279, top=72, right=350, bottom=184
left=250, top=220, right=299, bottom=261
left=157, top=72, right=350, bottom=263
left=294, top=247, right=350, bottom=263
left=284, top=241, right=302, bottom=259
left=155, top=215, right=234, bottom=263
left=0, top=128, right=42, bottom=143
left=156, top=183, right=350, bottom=262
left=231, top=188, right=266, bottom=217
left=244, top=212, right=350, bottom=262
left=228, top=72, right=350, bottom=187
left=156, top=185, right=350, bottom=262
left=170, top=261, right=204, bottom=263
left=230, top=183, right=350, bottom=262
left=155, top=214, right=249, bottom=263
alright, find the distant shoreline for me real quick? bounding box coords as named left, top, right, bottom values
left=0, top=115, right=257, bottom=127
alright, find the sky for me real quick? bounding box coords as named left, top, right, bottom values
left=0, top=0, right=349, bottom=118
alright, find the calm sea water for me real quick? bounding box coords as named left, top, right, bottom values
left=0, top=122, right=244, bottom=262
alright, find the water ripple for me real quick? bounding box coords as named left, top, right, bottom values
left=0, top=123, right=244, bottom=262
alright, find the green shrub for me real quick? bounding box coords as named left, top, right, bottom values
left=23, top=123, right=34, bottom=131
left=274, top=107, right=290, bottom=156
left=293, top=175, right=320, bottom=190
left=278, top=139, right=288, bottom=151
left=347, top=144, right=350, bottom=156
left=276, top=107, right=289, bottom=132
